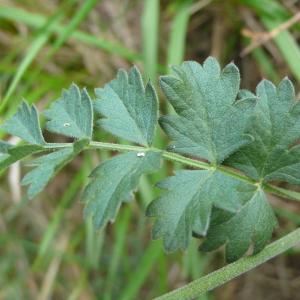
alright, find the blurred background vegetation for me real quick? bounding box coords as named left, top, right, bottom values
left=1, top=0, right=300, bottom=299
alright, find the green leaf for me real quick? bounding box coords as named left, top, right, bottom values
left=1, top=101, right=45, bottom=145
left=201, top=188, right=277, bottom=262
left=83, top=151, right=161, bottom=228
left=94, top=66, right=158, bottom=146
left=159, top=57, right=256, bottom=164
left=0, top=141, right=12, bottom=162
left=44, top=84, right=93, bottom=139
left=0, top=142, right=43, bottom=171
left=21, top=139, right=88, bottom=199
left=146, top=170, right=252, bottom=252
left=226, top=78, right=300, bottom=184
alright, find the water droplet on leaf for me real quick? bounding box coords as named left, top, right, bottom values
left=137, top=152, right=145, bottom=157
left=167, top=144, right=176, bottom=151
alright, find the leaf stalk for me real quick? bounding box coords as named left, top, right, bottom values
left=42, top=140, right=300, bottom=202
left=154, top=227, right=300, bottom=300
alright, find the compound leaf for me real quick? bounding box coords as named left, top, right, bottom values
left=83, top=151, right=161, bottom=228
left=1, top=101, right=45, bottom=145
left=44, top=84, right=93, bottom=139
left=94, top=66, right=158, bottom=146
left=227, top=78, right=300, bottom=184
left=159, top=57, right=256, bottom=164
left=21, top=139, right=88, bottom=199
left=0, top=58, right=295, bottom=263
left=201, top=188, right=277, bottom=262
left=146, top=170, right=252, bottom=252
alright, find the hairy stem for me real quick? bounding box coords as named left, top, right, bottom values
left=154, top=227, right=300, bottom=300
left=44, top=140, right=300, bottom=202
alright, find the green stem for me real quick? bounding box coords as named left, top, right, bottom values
left=263, top=184, right=300, bottom=201
left=153, top=227, right=300, bottom=300
left=43, top=140, right=300, bottom=202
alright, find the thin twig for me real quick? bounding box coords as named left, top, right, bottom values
left=241, top=11, right=300, bottom=56
left=240, top=9, right=282, bottom=62
left=189, top=0, right=212, bottom=15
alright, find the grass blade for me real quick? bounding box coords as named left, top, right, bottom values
left=0, top=5, right=140, bottom=62
left=50, top=0, right=100, bottom=54
left=142, top=0, right=160, bottom=82
left=32, top=162, right=86, bottom=270
left=262, top=17, right=300, bottom=83
left=119, top=240, right=163, bottom=300
left=167, top=0, right=192, bottom=66
left=104, top=207, right=131, bottom=300
left=251, top=48, right=280, bottom=83
left=0, top=1, right=75, bottom=112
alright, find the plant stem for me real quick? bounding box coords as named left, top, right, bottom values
left=43, top=140, right=300, bottom=202
left=153, top=227, right=300, bottom=300
left=263, top=184, right=300, bottom=201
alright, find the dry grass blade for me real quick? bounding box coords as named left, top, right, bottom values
left=38, top=234, right=69, bottom=300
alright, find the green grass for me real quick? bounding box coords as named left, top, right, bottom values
left=142, top=0, right=160, bottom=82
left=0, top=5, right=140, bottom=62
left=167, top=0, right=192, bottom=67
left=50, top=0, right=100, bottom=55
left=0, top=0, right=77, bottom=113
